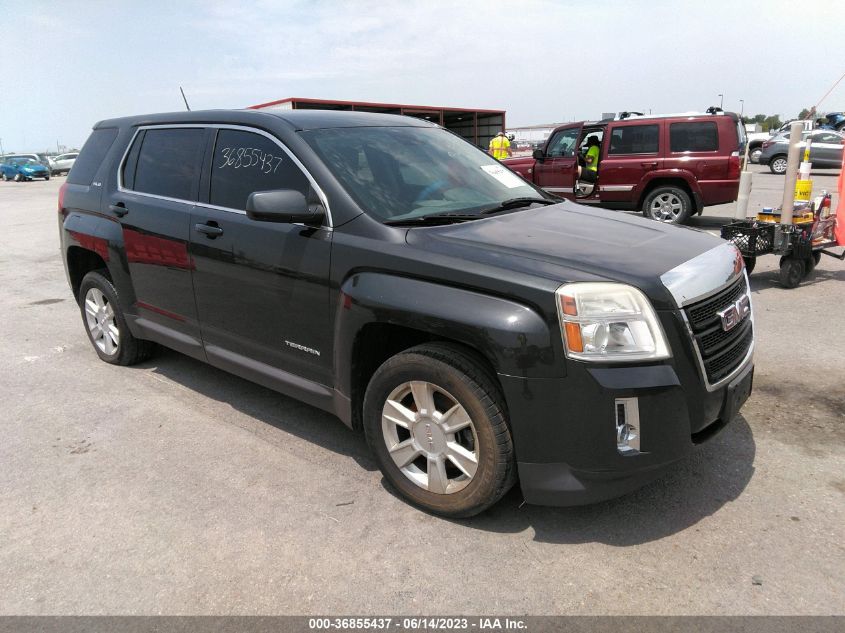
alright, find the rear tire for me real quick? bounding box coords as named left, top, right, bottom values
left=363, top=342, right=516, bottom=518
left=749, top=147, right=763, bottom=164
left=643, top=186, right=692, bottom=224
left=78, top=270, right=156, bottom=366
left=769, top=155, right=788, bottom=175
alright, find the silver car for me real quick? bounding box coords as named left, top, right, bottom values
left=759, top=130, right=844, bottom=174
left=49, top=152, right=78, bottom=176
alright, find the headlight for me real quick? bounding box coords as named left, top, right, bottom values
left=555, top=282, right=670, bottom=362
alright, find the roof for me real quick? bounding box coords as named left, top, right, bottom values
left=248, top=96, right=505, bottom=114
left=94, top=109, right=441, bottom=131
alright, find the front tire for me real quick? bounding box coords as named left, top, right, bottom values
left=363, top=343, right=516, bottom=518
left=643, top=186, right=692, bottom=224
left=769, top=155, right=788, bottom=175
left=749, top=147, right=762, bottom=164
left=13, top=173, right=22, bottom=182
left=78, top=270, right=156, bottom=365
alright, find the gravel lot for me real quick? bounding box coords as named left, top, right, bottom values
left=0, top=166, right=843, bottom=615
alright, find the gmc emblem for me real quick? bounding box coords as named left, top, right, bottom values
left=717, top=294, right=751, bottom=332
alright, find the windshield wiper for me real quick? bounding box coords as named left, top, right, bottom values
left=384, top=213, right=481, bottom=226
left=477, top=197, right=557, bottom=215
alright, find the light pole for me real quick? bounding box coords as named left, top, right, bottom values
left=718, top=93, right=724, bottom=109
left=0, top=137, right=4, bottom=156
left=739, top=99, right=744, bottom=119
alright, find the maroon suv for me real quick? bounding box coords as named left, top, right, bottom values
left=504, top=111, right=746, bottom=223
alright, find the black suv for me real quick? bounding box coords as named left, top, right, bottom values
left=59, top=110, right=754, bottom=517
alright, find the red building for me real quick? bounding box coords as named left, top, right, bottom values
left=248, top=97, right=505, bottom=149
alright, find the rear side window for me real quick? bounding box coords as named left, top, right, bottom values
left=209, top=129, right=310, bottom=210
left=67, top=128, right=118, bottom=185
left=133, top=128, right=205, bottom=200
left=670, top=122, right=719, bottom=152
left=608, top=124, right=659, bottom=154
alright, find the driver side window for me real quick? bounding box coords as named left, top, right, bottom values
left=547, top=129, right=579, bottom=157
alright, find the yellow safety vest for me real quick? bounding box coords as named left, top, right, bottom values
left=489, top=136, right=510, bottom=160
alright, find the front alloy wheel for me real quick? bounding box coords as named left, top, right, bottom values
left=381, top=380, right=479, bottom=495
left=363, top=343, right=516, bottom=517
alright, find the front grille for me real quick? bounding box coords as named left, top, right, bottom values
left=684, top=276, right=753, bottom=384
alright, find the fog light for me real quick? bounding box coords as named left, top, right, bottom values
left=615, top=397, right=641, bottom=454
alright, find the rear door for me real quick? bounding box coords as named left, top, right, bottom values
left=598, top=121, right=662, bottom=206
left=533, top=125, right=581, bottom=198
left=111, top=126, right=207, bottom=358
left=190, top=126, right=333, bottom=388
left=666, top=119, right=725, bottom=181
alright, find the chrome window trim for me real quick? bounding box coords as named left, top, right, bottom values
left=116, top=123, right=333, bottom=227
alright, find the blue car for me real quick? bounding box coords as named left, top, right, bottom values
left=1, top=157, right=51, bottom=181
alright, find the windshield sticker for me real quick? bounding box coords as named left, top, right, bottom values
left=480, top=164, right=525, bottom=188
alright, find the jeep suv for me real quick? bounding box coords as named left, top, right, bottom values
left=59, top=110, right=754, bottom=517
left=503, top=111, right=747, bottom=223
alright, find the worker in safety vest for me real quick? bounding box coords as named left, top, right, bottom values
left=584, top=136, right=600, bottom=173
left=488, top=132, right=512, bottom=160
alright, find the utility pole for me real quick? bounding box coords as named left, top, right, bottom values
left=739, top=99, right=744, bottom=119
left=718, top=93, right=724, bottom=109
left=0, top=137, right=4, bottom=156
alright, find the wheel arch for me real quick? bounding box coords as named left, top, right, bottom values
left=336, top=272, right=560, bottom=430
left=637, top=176, right=699, bottom=213
left=66, top=246, right=109, bottom=302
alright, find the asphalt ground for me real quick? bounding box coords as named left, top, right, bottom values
left=0, top=165, right=843, bottom=615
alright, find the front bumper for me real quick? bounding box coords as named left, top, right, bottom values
left=502, top=358, right=753, bottom=506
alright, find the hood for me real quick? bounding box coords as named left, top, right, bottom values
left=22, top=164, right=47, bottom=172
left=405, top=201, right=726, bottom=309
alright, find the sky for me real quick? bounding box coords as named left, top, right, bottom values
left=1, top=0, right=844, bottom=152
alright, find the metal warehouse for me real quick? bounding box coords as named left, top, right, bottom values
left=248, top=97, right=506, bottom=149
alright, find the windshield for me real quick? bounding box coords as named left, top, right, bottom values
left=301, top=126, right=549, bottom=222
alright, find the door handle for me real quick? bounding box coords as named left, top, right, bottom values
left=640, top=162, right=658, bottom=169
left=109, top=203, right=128, bottom=217
left=194, top=222, right=223, bottom=238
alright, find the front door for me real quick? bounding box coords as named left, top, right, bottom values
left=190, top=127, right=333, bottom=390
left=808, top=131, right=844, bottom=168
left=534, top=125, right=582, bottom=198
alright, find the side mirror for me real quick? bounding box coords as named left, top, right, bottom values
left=532, top=148, right=545, bottom=161
left=245, top=189, right=324, bottom=225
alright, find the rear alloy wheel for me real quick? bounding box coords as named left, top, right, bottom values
left=363, top=343, right=516, bottom=517
left=749, top=147, right=763, bottom=164
left=769, top=156, right=788, bottom=175
left=643, top=186, right=692, bottom=224
left=79, top=270, right=156, bottom=365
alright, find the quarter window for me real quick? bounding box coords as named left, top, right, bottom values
left=208, top=129, right=310, bottom=210
left=608, top=124, right=659, bottom=155
left=670, top=122, right=719, bottom=152
left=67, top=128, right=118, bottom=185
left=133, top=128, right=205, bottom=200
